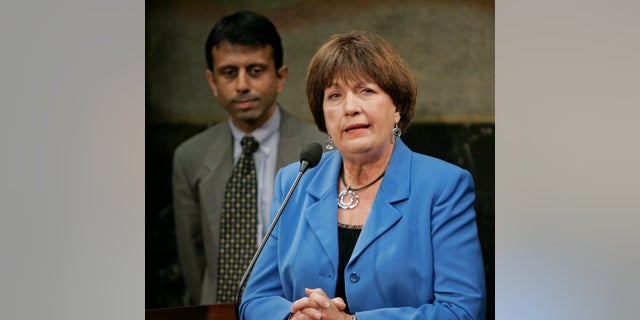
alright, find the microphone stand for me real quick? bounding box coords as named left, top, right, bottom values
left=233, top=159, right=314, bottom=320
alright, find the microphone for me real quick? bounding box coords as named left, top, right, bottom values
left=298, top=141, right=323, bottom=173
left=234, top=142, right=323, bottom=320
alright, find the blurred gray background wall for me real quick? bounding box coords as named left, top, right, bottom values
left=146, top=0, right=494, bottom=318
left=147, top=0, right=494, bottom=124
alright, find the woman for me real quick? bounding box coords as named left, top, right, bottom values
left=240, top=31, right=486, bottom=320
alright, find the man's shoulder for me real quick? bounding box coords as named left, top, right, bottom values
left=174, top=122, right=229, bottom=160
left=279, top=108, right=324, bottom=138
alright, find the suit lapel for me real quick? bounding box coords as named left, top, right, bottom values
left=276, top=109, right=304, bottom=168
left=203, top=123, right=233, bottom=175
left=303, top=151, right=341, bottom=271
left=200, top=124, right=233, bottom=231
left=350, top=140, right=412, bottom=263
left=297, top=140, right=414, bottom=270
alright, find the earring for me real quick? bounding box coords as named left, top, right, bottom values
left=325, top=135, right=335, bottom=150
left=393, top=122, right=402, bottom=137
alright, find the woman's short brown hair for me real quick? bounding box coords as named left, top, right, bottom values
left=306, top=30, right=417, bottom=133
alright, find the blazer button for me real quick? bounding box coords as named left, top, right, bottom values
left=349, top=272, right=360, bottom=283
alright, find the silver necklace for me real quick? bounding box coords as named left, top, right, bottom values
left=337, top=170, right=385, bottom=209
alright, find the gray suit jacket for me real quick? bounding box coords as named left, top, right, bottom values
left=172, top=108, right=324, bottom=305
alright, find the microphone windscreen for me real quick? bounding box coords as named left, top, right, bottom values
left=299, top=142, right=323, bottom=169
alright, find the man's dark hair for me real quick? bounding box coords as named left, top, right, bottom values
left=205, top=10, right=283, bottom=71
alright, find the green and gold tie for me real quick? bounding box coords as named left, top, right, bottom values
left=216, top=136, right=259, bottom=302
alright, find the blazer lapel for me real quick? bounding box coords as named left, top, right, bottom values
left=299, top=140, right=413, bottom=271
left=350, top=140, right=412, bottom=263
left=303, top=151, right=342, bottom=271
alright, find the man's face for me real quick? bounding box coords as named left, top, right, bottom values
left=206, top=41, right=288, bottom=133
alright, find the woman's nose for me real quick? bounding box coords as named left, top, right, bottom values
left=343, top=93, right=361, bottom=115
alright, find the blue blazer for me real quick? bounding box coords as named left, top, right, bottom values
left=241, top=139, right=486, bottom=320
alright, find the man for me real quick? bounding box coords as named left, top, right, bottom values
left=172, top=11, right=324, bottom=305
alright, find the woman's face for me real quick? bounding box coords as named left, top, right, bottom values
left=323, top=78, right=400, bottom=161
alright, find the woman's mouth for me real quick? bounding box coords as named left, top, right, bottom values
left=344, top=123, right=370, bottom=133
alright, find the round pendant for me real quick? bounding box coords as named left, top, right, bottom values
left=337, top=189, right=359, bottom=209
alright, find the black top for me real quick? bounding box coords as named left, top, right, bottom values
left=335, top=223, right=362, bottom=314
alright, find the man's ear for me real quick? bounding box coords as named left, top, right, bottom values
left=275, top=65, right=288, bottom=94
left=205, top=69, right=219, bottom=97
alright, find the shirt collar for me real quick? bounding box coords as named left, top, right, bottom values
left=228, top=106, right=281, bottom=155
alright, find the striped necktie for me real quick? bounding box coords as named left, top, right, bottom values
left=216, top=136, right=259, bottom=302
